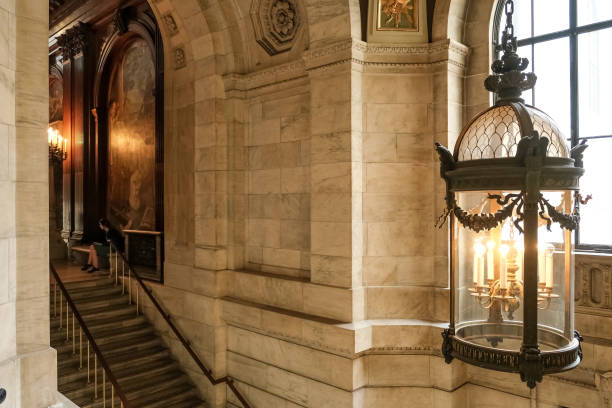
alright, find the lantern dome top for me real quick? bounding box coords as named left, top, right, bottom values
left=454, top=103, right=570, bottom=162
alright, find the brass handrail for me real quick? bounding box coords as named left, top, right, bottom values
left=50, top=262, right=131, bottom=408
left=109, top=243, right=251, bottom=408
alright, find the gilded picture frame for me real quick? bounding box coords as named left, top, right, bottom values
left=367, top=0, right=428, bottom=43
left=377, top=0, right=419, bottom=31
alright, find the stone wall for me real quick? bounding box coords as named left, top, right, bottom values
left=0, top=0, right=58, bottom=406
left=118, top=0, right=612, bottom=407
left=246, top=86, right=311, bottom=279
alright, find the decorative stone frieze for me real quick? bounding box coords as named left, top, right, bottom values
left=302, top=38, right=470, bottom=74
left=576, top=254, right=612, bottom=310
left=250, top=0, right=301, bottom=55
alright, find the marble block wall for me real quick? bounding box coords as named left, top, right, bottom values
left=90, top=1, right=612, bottom=408
left=0, top=0, right=58, bottom=406
left=246, top=87, right=311, bottom=279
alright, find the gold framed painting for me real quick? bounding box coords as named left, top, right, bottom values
left=367, top=0, right=428, bottom=43
left=378, top=0, right=419, bottom=31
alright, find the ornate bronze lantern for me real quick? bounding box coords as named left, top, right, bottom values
left=436, top=0, right=588, bottom=388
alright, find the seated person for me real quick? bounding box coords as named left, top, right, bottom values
left=82, top=218, right=125, bottom=273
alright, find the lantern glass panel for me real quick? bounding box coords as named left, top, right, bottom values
left=536, top=190, right=574, bottom=349
left=454, top=190, right=525, bottom=351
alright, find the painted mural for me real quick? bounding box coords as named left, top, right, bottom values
left=107, top=39, right=156, bottom=231
left=49, top=78, right=63, bottom=123
left=377, top=0, right=419, bottom=31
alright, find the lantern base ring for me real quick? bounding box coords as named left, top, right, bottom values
left=442, top=324, right=582, bottom=388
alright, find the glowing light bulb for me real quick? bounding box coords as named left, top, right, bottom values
left=500, top=244, right=509, bottom=289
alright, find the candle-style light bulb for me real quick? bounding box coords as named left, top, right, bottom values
left=473, top=240, right=486, bottom=286
left=545, top=243, right=554, bottom=288
left=515, top=239, right=523, bottom=282
left=486, top=240, right=495, bottom=281
left=500, top=244, right=510, bottom=289
left=538, top=244, right=546, bottom=285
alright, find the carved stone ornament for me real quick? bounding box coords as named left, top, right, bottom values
left=57, top=22, right=91, bottom=60
left=174, top=48, right=186, bottom=69
left=250, top=0, right=300, bottom=56
left=113, top=8, right=128, bottom=35
left=162, top=13, right=178, bottom=36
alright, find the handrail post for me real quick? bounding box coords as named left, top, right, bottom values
left=94, top=355, right=98, bottom=398
left=109, top=245, right=113, bottom=279
left=87, top=340, right=90, bottom=383
left=128, top=268, right=131, bottom=305
left=72, top=313, right=75, bottom=354
left=54, top=280, right=57, bottom=317
left=79, top=327, right=83, bottom=368
left=66, top=302, right=69, bottom=340
left=59, top=292, right=62, bottom=328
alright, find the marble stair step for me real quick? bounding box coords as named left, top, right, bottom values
left=71, top=394, right=120, bottom=408
left=123, top=373, right=191, bottom=402
left=91, top=324, right=155, bottom=345
left=72, top=295, right=132, bottom=312
left=77, top=303, right=139, bottom=321
left=105, top=345, right=170, bottom=369
left=51, top=303, right=138, bottom=328
left=67, top=284, right=123, bottom=300
left=113, top=359, right=180, bottom=385
left=64, top=278, right=114, bottom=291
left=64, top=381, right=98, bottom=402
left=97, top=336, right=161, bottom=359
left=59, top=355, right=176, bottom=387
left=130, top=382, right=199, bottom=408
left=54, top=325, right=155, bottom=356
left=166, top=400, right=208, bottom=408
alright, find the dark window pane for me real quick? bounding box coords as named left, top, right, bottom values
left=579, top=137, right=612, bottom=246
left=579, top=28, right=612, bottom=137
left=578, top=0, right=612, bottom=27
left=532, top=38, right=571, bottom=138
left=534, top=0, right=569, bottom=36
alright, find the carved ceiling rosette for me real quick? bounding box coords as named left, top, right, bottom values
left=250, top=0, right=301, bottom=56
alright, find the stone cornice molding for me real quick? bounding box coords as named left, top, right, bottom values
left=222, top=38, right=471, bottom=94
left=222, top=59, right=307, bottom=96
left=302, top=38, right=470, bottom=74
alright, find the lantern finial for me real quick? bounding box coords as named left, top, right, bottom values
left=485, top=0, right=537, bottom=101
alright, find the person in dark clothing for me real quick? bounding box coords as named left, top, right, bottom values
left=81, top=218, right=125, bottom=273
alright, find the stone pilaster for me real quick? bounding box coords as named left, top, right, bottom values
left=0, top=0, right=58, bottom=406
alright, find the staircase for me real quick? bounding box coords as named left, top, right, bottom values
left=51, top=276, right=207, bottom=408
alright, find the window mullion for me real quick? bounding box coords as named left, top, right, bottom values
left=569, top=0, right=580, bottom=245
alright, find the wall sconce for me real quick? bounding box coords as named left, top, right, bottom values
left=48, top=127, right=67, bottom=162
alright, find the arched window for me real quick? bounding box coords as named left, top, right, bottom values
left=493, top=0, right=612, bottom=250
